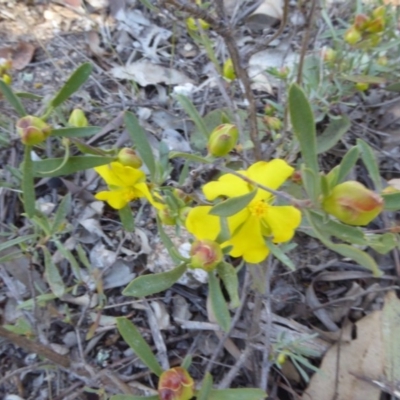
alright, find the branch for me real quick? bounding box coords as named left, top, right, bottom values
left=162, top=0, right=262, bottom=160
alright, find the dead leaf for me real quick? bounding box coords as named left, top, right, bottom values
left=246, top=0, right=283, bottom=30
left=0, top=42, right=35, bottom=70
left=303, top=291, right=400, bottom=400
left=111, top=60, right=194, bottom=87
left=86, top=30, right=106, bottom=57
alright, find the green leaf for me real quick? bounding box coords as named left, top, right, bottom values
left=317, top=116, right=351, bottom=154
left=43, top=246, right=65, bottom=297
left=301, top=166, right=319, bottom=204
left=383, top=192, right=400, bottom=211
left=0, top=80, right=27, bottom=116
left=169, top=151, right=212, bottom=164
left=21, top=146, right=36, bottom=218
left=208, top=272, right=231, bottom=332
left=51, top=193, right=71, bottom=234
left=343, top=74, right=386, bottom=84
left=208, top=388, right=267, bottom=400
left=217, top=262, right=240, bottom=308
left=119, top=205, right=135, bottom=232
left=176, top=94, right=209, bottom=140
left=54, top=240, right=82, bottom=281
left=196, top=373, right=213, bottom=400
left=337, top=146, right=360, bottom=184
left=306, top=210, right=382, bottom=277
left=33, top=156, right=113, bottom=177
left=15, top=91, right=43, bottom=100
left=0, top=234, right=37, bottom=252
left=116, top=318, right=163, bottom=376
left=124, top=111, right=156, bottom=179
left=357, top=139, right=382, bottom=191
left=50, top=63, right=93, bottom=108
left=210, top=190, right=256, bottom=218
left=51, top=126, right=100, bottom=138
left=367, top=233, right=397, bottom=254
left=289, top=83, right=318, bottom=174
left=266, top=239, right=296, bottom=271
left=122, top=263, right=187, bottom=297
left=110, top=396, right=159, bottom=400
left=181, top=354, right=193, bottom=370
left=385, top=82, right=400, bottom=92
left=156, top=218, right=187, bottom=264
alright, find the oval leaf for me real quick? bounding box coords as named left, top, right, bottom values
left=21, top=146, right=36, bottom=218
left=50, top=63, right=93, bottom=108
left=0, top=80, right=27, bottom=116
left=357, top=139, right=382, bottom=191
left=196, top=373, right=213, bottom=400
left=122, top=263, right=187, bottom=297
left=337, top=146, right=360, bottom=184
left=43, top=246, right=65, bottom=297
left=209, top=388, right=267, bottom=400
left=119, top=205, right=135, bottom=232
left=208, top=272, right=231, bottom=332
left=33, top=156, right=113, bottom=177
left=217, top=262, right=240, bottom=308
left=266, top=239, right=296, bottom=271
left=317, top=116, right=351, bottom=154
left=383, top=192, right=400, bottom=211
left=51, top=126, right=101, bottom=138
left=124, top=111, right=156, bottom=179
left=116, top=318, right=163, bottom=377
left=210, top=190, right=256, bottom=218
left=289, top=83, right=318, bottom=174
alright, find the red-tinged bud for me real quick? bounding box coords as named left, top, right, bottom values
left=190, top=239, right=223, bottom=271
left=207, top=124, right=239, bottom=157
left=291, top=170, right=302, bottom=184
left=158, top=367, right=194, bottom=400
left=223, top=58, right=236, bottom=81
left=344, top=26, right=362, bottom=45
left=365, top=16, right=385, bottom=33
left=264, top=116, right=282, bottom=131
left=322, top=181, right=384, bottom=226
left=68, top=109, right=88, bottom=128
left=16, top=116, right=51, bottom=146
left=354, top=14, right=369, bottom=31
left=355, top=82, right=369, bottom=91
left=117, top=148, right=143, bottom=168
left=158, top=207, right=177, bottom=225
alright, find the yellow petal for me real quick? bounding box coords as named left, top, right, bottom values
left=95, top=189, right=133, bottom=209
left=263, top=205, right=301, bottom=243
left=185, top=206, right=220, bottom=240
left=247, top=160, right=294, bottom=196
left=203, top=172, right=249, bottom=200
left=135, top=182, right=165, bottom=210
left=95, top=162, right=145, bottom=187
left=228, top=216, right=269, bottom=263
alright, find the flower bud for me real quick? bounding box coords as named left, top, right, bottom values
left=207, top=124, right=239, bottom=157
left=158, top=367, right=194, bottom=400
left=186, top=17, right=210, bottom=31
left=355, top=82, right=369, bottom=91
left=322, top=47, right=336, bottom=63
left=190, top=239, right=223, bottom=271
left=16, top=116, right=51, bottom=146
left=354, top=14, right=369, bottom=31
left=264, top=116, right=282, bottom=131
left=264, top=104, right=275, bottom=116
left=2, top=73, right=11, bottom=85
left=344, top=26, right=362, bottom=45
left=222, top=58, right=236, bottom=81
left=322, top=181, right=383, bottom=226
left=117, top=148, right=143, bottom=168
left=365, top=16, right=385, bottom=33
left=158, top=207, right=177, bottom=225
left=68, top=109, right=88, bottom=128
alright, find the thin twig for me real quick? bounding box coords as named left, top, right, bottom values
left=162, top=0, right=262, bottom=160
left=245, top=0, right=290, bottom=59
left=296, top=0, right=319, bottom=85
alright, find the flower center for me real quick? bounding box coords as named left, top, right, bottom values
left=248, top=200, right=269, bottom=218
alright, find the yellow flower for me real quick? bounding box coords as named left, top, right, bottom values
left=94, top=162, right=164, bottom=210
left=185, top=160, right=301, bottom=264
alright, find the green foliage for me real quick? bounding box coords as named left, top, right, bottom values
left=208, top=271, right=231, bottom=332
left=116, top=318, right=163, bottom=377
left=21, top=146, right=35, bottom=218
left=0, top=79, right=27, bottom=116
left=210, top=190, right=257, bottom=217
